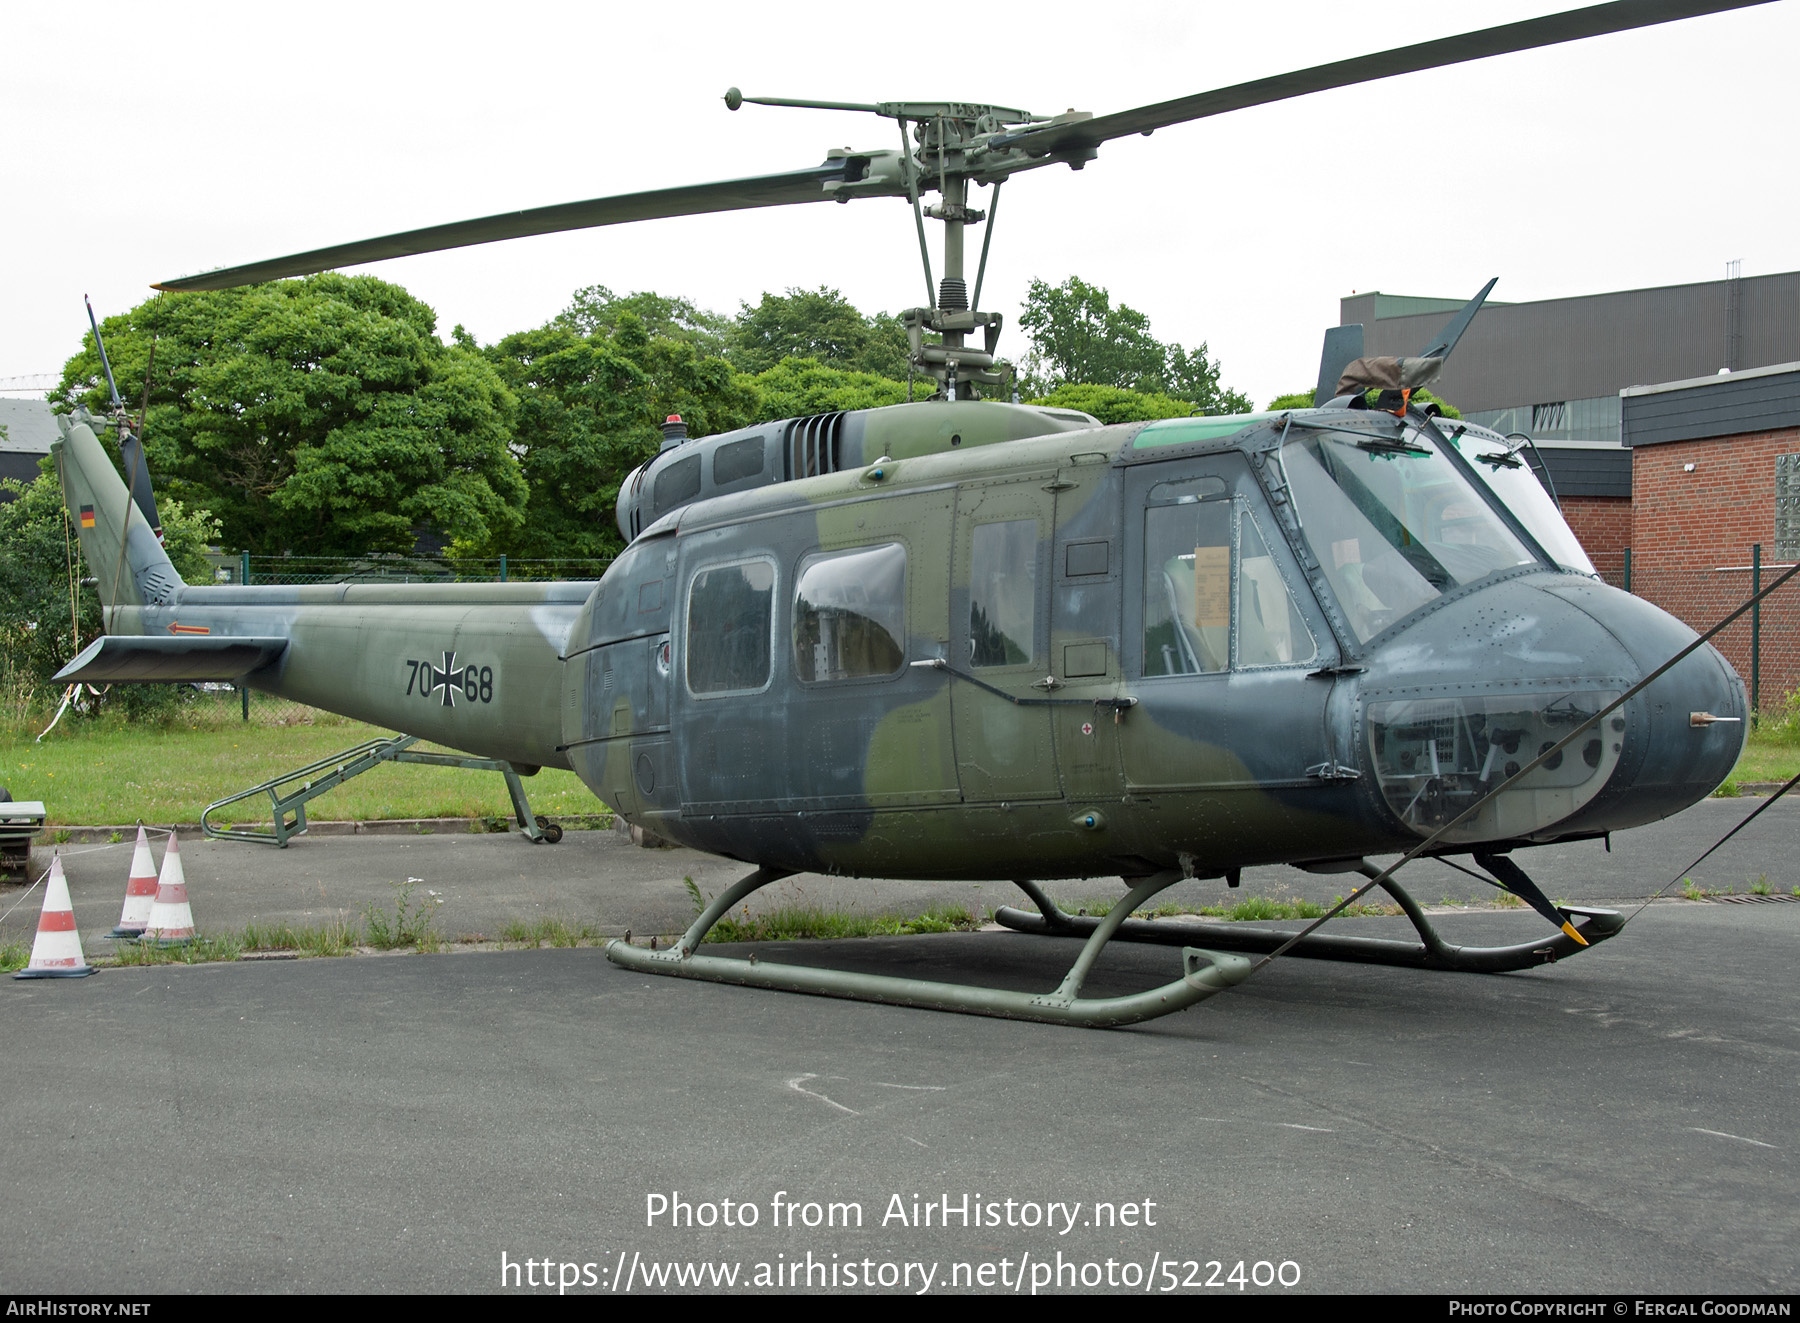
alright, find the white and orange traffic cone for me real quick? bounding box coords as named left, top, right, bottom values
left=14, top=853, right=95, bottom=979
left=108, top=824, right=159, bottom=939
left=141, top=830, right=195, bottom=946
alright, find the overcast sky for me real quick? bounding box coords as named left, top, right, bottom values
left=7, top=0, right=1796, bottom=409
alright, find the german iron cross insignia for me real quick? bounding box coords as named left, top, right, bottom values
left=429, top=651, right=466, bottom=706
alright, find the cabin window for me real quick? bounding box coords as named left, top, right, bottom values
left=792, top=544, right=907, bottom=682
left=713, top=437, right=765, bottom=487
left=686, top=559, right=774, bottom=696
left=968, top=519, right=1036, bottom=667
left=654, top=454, right=703, bottom=517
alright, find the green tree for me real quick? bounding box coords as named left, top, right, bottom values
left=741, top=357, right=911, bottom=422
left=0, top=464, right=219, bottom=718
left=730, top=287, right=912, bottom=380
left=55, top=275, right=526, bottom=556
left=556, top=285, right=731, bottom=358
left=1018, top=276, right=1251, bottom=414
left=475, top=312, right=758, bottom=560
left=1026, top=384, right=1200, bottom=425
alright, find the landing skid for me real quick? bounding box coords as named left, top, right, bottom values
left=605, top=867, right=1255, bottom=1028
left=995, top=864, right=1623, bottom=974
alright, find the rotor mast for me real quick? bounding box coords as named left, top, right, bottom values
left=726, top=93, right=1074, bottom=400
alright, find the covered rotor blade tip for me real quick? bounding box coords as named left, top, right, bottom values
left=1477, top=852, right=1589, bottom=945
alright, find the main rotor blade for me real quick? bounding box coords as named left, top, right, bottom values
left=154, top=162, right=860, bottom=291
left=995, top=0, right=1776, bottom=157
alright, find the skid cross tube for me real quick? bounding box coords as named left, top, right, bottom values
left=604, top=868, right=1255, bottom=1028
left=200, top=734, right=555, bottom=846
left=994, top=862, right=1623, bottom=973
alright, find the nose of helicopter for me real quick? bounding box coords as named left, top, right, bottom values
left=1360, top=574, right=1746, bottom=845
left=1538, top=576, right=1747, bottom=833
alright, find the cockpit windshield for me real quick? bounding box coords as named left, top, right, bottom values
left=1435, top=423, right=1598, bottom=575
left=1282, top=424, right=1538, bottom=642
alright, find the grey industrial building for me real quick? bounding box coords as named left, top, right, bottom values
left=1342, top=269, right=1800, bottom=445
left=0, top=398, right=58, bottom=499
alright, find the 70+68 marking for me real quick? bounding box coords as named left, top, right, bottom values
left=404, top=651, right=494, bottom=707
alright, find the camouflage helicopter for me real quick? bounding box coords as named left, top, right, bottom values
left=51, top=0, right=1758, bottom=1027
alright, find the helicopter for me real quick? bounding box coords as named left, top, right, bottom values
left=49, top=0, right=1760, bottom=1027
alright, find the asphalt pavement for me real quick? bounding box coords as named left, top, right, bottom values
left=4, top=795, right=1797, bottom=957
left=1, top=798, right=1797, bottom=1294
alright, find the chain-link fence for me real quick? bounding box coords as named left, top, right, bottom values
left=214, top=553, right=613, bottom=586
left=210, top=555, right=612, bottom=725
left=1620, top=542, right=1799, bottom=718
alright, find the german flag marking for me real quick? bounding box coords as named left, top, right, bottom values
left=79, top=504, right=95, bottom=529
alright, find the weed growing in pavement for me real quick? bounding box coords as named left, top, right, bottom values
left=362, top=877, right=443, bottom=950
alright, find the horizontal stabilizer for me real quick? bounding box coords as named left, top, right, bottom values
left=54, top=636, right=288, bottom=684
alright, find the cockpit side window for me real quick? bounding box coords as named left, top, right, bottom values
left=1144, top=498, right=1232, bottom=676
left=1141, top=489, right=1318, bottom=678
left=1238, top=513, right=1318, bottom=668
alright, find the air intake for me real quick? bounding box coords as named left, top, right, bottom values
left=786, top=412, right=848, bottom=479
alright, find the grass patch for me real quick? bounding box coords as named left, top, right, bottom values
left=499, top=917, right=603, bottom=948
left=1063, top=894, right=1402, bottom=921
left=1681, top=878, right=1712, bottom=901
left=112, top=933, right=245, bottom=966
left=1, top=694, right=601, bottom=826
left=1734, top=691, right=1800, bottom=783
left=239, top=920, right=360, bottom=958
left=1, top=940, right=28, bottom=973
left=706, top=904, right=983, bottom=943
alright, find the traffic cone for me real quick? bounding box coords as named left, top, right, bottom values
left=141, top=830, right=195, bottom=946
left=14, top=853, right=95, bottom=979
left=108, top=824, right=159, bottom=939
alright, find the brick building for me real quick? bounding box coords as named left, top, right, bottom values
left=1621, top=363, right=1800, bottom=711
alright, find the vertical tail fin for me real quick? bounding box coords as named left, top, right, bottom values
left=51, top=409, right=183, bottom=610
